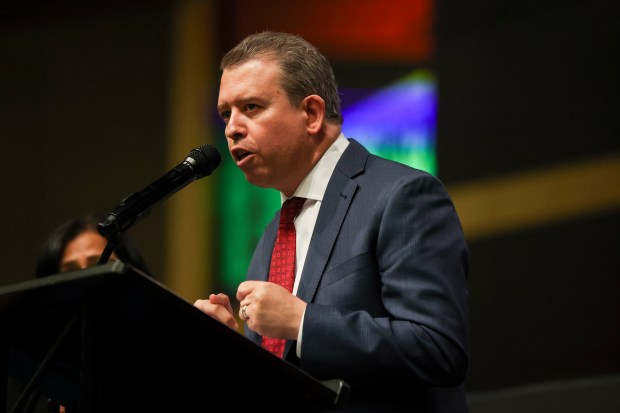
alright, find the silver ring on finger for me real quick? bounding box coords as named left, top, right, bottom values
left=241, top=304, right=249, bottom=320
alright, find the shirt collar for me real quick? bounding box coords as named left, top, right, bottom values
left=280, top=133, right=350, bottom=204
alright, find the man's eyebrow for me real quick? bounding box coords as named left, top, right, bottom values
left=217, top=96, right=263, bottom=113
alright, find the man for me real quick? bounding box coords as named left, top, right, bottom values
left=194, top=31, right=470, bottom=412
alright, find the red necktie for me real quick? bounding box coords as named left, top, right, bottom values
left=261, top=197, right=306, bottom=358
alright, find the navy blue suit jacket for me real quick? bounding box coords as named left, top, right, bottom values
left=246, top=139, right=470, bottom=412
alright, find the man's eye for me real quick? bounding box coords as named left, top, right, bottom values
left=246, top=103, right=257, bottom=111
left=220, top=111, right=231, bottom=120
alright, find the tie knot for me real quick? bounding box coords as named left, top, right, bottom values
left=280, top=197, right=305, bottom=224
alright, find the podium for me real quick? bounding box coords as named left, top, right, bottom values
left=0, top=262, right=349, bottom=412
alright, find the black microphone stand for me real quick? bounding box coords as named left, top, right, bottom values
left=97, top=230, right=125, bottom=265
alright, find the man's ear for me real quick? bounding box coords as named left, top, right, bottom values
left=302, top=95, right=325, bottom=135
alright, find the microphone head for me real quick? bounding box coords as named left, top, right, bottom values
left=188, top=144, right=221, bottom=178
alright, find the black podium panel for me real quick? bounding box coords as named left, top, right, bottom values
left=0, top=262, right=348, bottom=412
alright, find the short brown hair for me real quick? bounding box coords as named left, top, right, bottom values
left=221, top=31, right=343, bottom=124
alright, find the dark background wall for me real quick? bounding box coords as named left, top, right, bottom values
left=434, top=0, right=620, bottom=409
left=1, top=0, right=619, bottom=410
left=1, top=1, right=173, bottom=285
left=436, top=0, right=619, bottom=379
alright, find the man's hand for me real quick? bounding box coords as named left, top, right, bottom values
left=236, top=281, right=307, bottom=339
left=194, top=293, right=239, bottom=330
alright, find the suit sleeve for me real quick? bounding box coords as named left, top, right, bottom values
left=300, top=172, right=470, bottom=388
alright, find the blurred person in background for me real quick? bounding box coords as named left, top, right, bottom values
left=35, top=212, right=151, bottom=278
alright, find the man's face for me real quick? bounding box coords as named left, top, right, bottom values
left=217, top=57, right=313, bottom=195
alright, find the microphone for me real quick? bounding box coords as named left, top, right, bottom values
left=97, top=144, right=221, bottom=237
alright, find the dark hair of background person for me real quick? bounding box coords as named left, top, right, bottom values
left=34, top=212, right=151, bottom=278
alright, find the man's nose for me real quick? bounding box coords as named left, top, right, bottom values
left=225, top=111, right=246, bottom=141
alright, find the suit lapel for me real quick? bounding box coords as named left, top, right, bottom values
left=296, top=139, right=368, bottom=303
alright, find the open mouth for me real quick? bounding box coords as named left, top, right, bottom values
left=232, top=148, right=252, bottom=163
left=237, top=151, right=251, bottom=162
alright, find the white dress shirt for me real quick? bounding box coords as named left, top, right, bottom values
left=278, top=133, right=349, bottom=356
